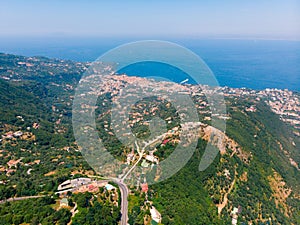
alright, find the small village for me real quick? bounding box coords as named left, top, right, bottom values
left=222, top=86, right=300, bottom=132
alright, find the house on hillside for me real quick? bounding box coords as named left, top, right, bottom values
left=105, top=184, right=116, bottom=191
left=150, top=206, right=162, bottom=224
left=145, top=155, right=158, bottom=163
left=60, top=198, right=69, bottom=207
left=141, top=183, right=148, bottom=193
left=57, top=178, right=92, bottom=191
left=230, top=206, right=242, bottom=225
left=7, top=158, right=22, bottom=168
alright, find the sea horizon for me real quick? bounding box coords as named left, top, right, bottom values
left=0, top=37, right=299, bottom=91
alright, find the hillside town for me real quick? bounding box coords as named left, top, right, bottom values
left=0, top=54, right=299, bottom=224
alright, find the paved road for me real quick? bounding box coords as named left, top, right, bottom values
left=116, top=135, right=167, bottom=224
left=113, top=179, right=129, bottom=225
left=87, top=175, right=129, bottom=225
left=122, top=134, right=166, bottom=181
left=0, top=195, right=45, bottom=204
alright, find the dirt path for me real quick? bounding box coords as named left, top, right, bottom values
left=67, top=202, right=78, bottom=225
left=217, top=169, right=237, bottom=215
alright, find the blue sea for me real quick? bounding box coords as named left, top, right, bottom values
left=0, top=37, right=299, bottom=91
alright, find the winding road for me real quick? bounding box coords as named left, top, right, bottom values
left=115, top=134, right=167, bottom=224
left=113, top=179, right=129, bottom=225
left=87, top=175, right=129, bottom=225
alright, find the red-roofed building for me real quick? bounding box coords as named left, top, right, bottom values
left=33, top=123, right=40, bottom=129
left=162, top=139, right=169, bottom=145
left=7, top=159, right=22, bottom=168
left=141, top=183, right=148, bottom=193
left=88, top=184, right=99, bottom=192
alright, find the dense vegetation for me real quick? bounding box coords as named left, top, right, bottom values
left=0, top=197, right=71, bottom=225
left=72, top=192, right=121, bottom=225
left=0, top=53, right=299, bottom=224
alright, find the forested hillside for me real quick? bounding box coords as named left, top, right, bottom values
left=0, top=53, right=299, bottom=225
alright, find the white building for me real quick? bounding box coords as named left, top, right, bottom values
left=58, top=178, right=92, bottom=191
left=150, top=206, right=162, bottom=223
left=231, top=207, right=239, bottom=225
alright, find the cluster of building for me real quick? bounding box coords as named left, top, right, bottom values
left=222, top=87, right=300, bottom=131
left=56, top=177, right=116, bottom=194
left=0, top=156, right=40, bottom=179
left=262, top=88, right=300, bottom=130
left=57, top=178, right=118, bottom=208
left=0, top=116, right=39, bottom=143
left=0, top=130, right=35, bottom=142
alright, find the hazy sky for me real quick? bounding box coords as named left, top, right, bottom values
left=0, top=0, right=299, bottom=40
